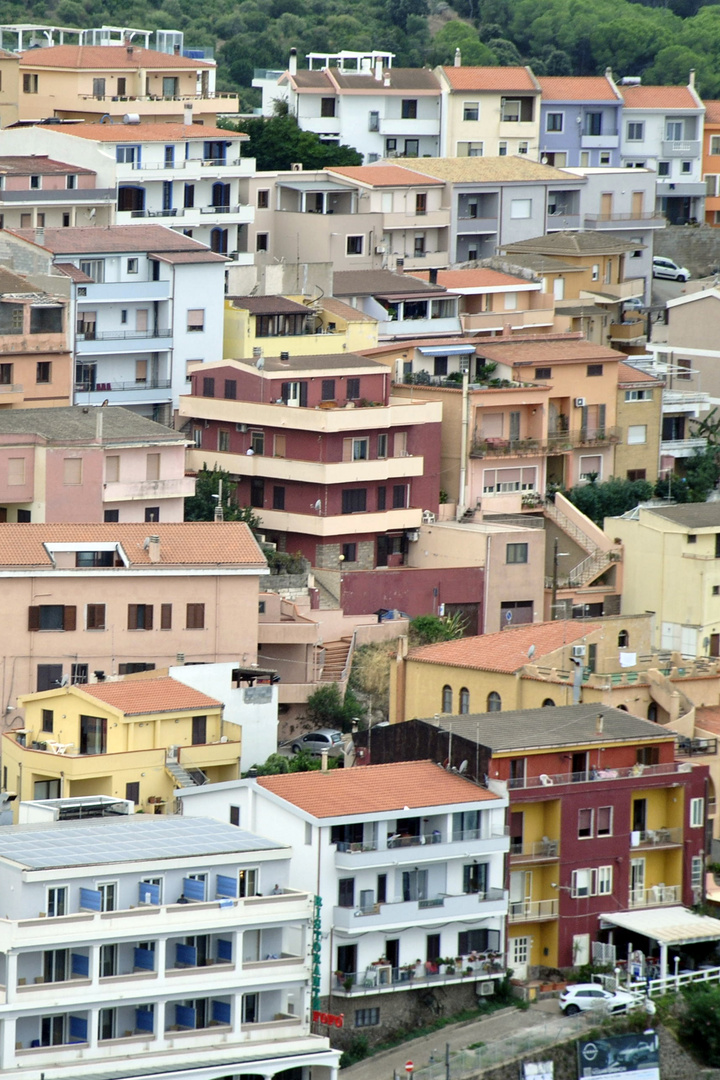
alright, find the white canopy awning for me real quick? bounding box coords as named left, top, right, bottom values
left=599, top=906, right=720, bottom=947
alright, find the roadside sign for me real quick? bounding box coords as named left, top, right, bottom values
left=405, top=1062, right=413, bottom=1073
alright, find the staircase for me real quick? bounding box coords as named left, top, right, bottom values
left=543, top=498, right=622, bottom=589
left=165, top=759, right=206, bottom=788
left=320, top=638, right=352, bottom=682
left=543, top=499, right=595, bottom=554
left=314, top=579, right=340, bottom=610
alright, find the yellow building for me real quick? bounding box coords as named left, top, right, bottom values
left=5, top=676, right=238, bottom=818
left=223, top=295, right=378, bottom=360
left=614, top=362, right=664, bottom=485
left=434, top=64, right=541, bottom=158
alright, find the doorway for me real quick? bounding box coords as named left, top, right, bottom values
left=385, top=939, right=399, bottom=971
left=633, top=798, right=647, bottom=833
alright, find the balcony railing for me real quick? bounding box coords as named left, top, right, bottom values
left=77, top=329, right=171, bottom=341
left=508, top=761, right=690, bottom=790
left=584, top=211, right=664, bottom=223
left=335, top=826, right=507, bottom=853
left=628, top=884, right=681, bottom=908
left=128, top=158, right=245, bottom=170
left=346, top=887, right=505, bottom=918
left=74, top=380, right=172, bottom=393
left=508, top=898, right=558, bottom=922
left=471, top=428, right=621, bottom=457
left=510, top=839, right=559, bottom=860
left=677, top=736, right=718, bottom=756
left=129, top=205, right=245, bottom=218
left=78, top=92, right=238, bottom=103
left=334, top=955, right=505, bottom=994
left=632, top=827, right=683, bottom=847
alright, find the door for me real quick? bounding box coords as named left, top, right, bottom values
left=136, top=309, right=148, bottom=333
left=385, top=939, right=399, bottom=971
left=377, top=534, right=389, bottom=568
left=573, top=933, right=590, bottom=966
left=571, top=751, right=587, bottom=781
left=426, top=933, right=441, bottom=963
left=212, top=182, right=230, bottom=209
left=509, top=411, right=520, bottom=442
left=630, top=858, right=645, bottom=905
left=337, top=943, right=356, bottom=979
left=402, top=869, right=427, bottom=902
left=37, top=664, right=63, bottom=692
left=510, top=811, right=524, bottom=854
left=632, top=191, right=644, bottom=217
left=600, top=192, right=613, bottom=219
left=509, top=936, right=530, bottom=980
left=633, top=798, right=647, bottom=833
left=338, top=878, right=354, bottom=907
left=191, top=715, right=207, bottom=745
left=509, top=870, right=532, bottom=918
left=553, top=276, right=565, bottom=300
left=118, top=186, right=145, bottom=213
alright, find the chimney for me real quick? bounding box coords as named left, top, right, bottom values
left=605, top=67, right=612, bottom=79
left=126, top=45, right=133, bottom=56
left=174, top=44, right=180, bottom=55
left=34, top=226, right=44, bottom=246
left=321, top=749, right=329, bottom=772
left=280, top=351, right=290, bottom=364
left=689, top=68, right=696, bottom=89
left=396, top=257, right=405, bottom=273
left=183, top=102, right=193, bottom=127
left=147, top=535, right=161, bottom=563
left=374, top=57, right=383, bottom=81
left=595, top=712, right=604, bottom=735
left=454, top=47, right=461, bottom=67
left=429, top=267, right=438, bottom=285
left=289, top=47, right=297, bottom=77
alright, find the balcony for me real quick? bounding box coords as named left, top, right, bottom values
left=193, top=448, right=424, bottom=486
left=333, top=888, right=507, bottom=930
left=631, top=827, right=682, bottom=849
left=457, top=217, right=497, bottom=234
left=661, top=139, right=701, bottom=158
left=628, top=884, right=681, bottom=908
left=470, top=428, right=621, bottom=458
left=253, top=505, right=422, bottom=538
left=584, top=211, right=665, bottom=230
left=119, top=157, right=251, bottom=174
left=663, top=389, right=710, bottom=410
left=119, top=204, right=253, bottom=223
left=609, top=320, right=646, bottom=343
left=676, top=735, right=718, bottom=756
left=656, top=180, right=706, bottom=197
left=379, top=117, right=439, bottom=137
left=546, top=212, right=580, bottom=230
left=661, top=436, right=707, bottom=458
left=0, top=383, right=24, bottom=404
left=383, top=210, right=449, bottom=230
left=76, top=331, right=173, bottom=356
left=581, top=133, right=619, bottom=149
left=73, top=93, right=239, bottom=116
left=334, top=828, right=509, bottom=870
left=103, top=475, right=196, bottom=503
left=334, top=957, right=504, bottom=996
left=180, top=396, right=441, bottom=434
left=508, top=898, right=558, bottom=923
left=378, top=315, right=461, bottom=337
left=299, top=115, right=341, bottom=136
left=74, top=383, right=173, bottom=406
left=508, top=760, right=692, bottom=791
left=0, top=188, right=116, bottom=203
left=75, top=280, right=172, bottom=302
left=509, top=839, right=559, bottom=863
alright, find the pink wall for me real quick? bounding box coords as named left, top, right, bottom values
left=45, top=447, right=104, bottom=522
left=189, top=366, right=389, bottom=407
left=339, top=565, right=484, bottom=618
left=0, top=446, right=34, bottom=502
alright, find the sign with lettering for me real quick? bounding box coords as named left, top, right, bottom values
left=313, top=1010, right=344, bottom=1028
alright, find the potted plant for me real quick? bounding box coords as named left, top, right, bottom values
left=343, top=975, right=354, bottom=991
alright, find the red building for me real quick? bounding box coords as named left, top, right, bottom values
left=179, top=355, right=442, bottom=571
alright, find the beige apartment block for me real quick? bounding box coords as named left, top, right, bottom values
left=435, top=63, right=541, bottom=158
left=614, top=362, right=663, bottom=485
left=0, top=522, right=266, bottom=701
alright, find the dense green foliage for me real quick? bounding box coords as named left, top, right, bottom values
left=678, top=984, right=720, bottom=1066
left=184, top=466, right=261, bottom=527
left=15, top=0, right=720, bottom=100
left=224, top=112, right=361, bottom=170
left=563, top=476, right=654, bottom=526
left=246, top=749, right=337, bottom=773
left=304, top=682, right=366, bottom=731
left=409, top=612, right=467, bottom=646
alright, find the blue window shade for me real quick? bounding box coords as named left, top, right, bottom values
left=212, top=1000, right=231, bottom=1025
left=71, top=953, right=89, bottom=977
left=79, top=887, right=101, bottom=911
left=183, top=877, right=205, bottom=902
left=69, top=1015, right=88, bottom=1042
left=175, top=1004, right=196, bottom=1029
left=134, top=947, right=155, bottom=971
left=136, top=1007, right=154, bottom=1033
left=216, top=874, right=237, bottom=898
left=175, top=943, right=196, bottom=966
left=138, top=881, right=160, bottom=905
left=217, top=938, right=232, bottom=962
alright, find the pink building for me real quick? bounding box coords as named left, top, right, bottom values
left=0, top=155, right=114, bottom=230
left=0, top=405, right=193, bottom=522
left=179, top=354, right=442, bottom=570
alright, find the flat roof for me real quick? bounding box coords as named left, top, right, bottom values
left=599, top=906, right=720, bottom=946
left=0, top=405, right=185, bottom=444
left=0, top=815, right=285, bottom=870
left=643, top=504, right=720, bottom=529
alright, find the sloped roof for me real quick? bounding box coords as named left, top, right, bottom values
left=410, top=268, right=532, bottom=289
left=333, top=269, right=443, bottom=297
left=617, top=362, right=663, bottom=386
left=333, top=68, right=440, bottom=91
left=8, top=225, right=215, bottom=256
left=502, top=231, right=636, bottom=256
left=621, top=85, right=700, bottom=110
left=407, top=620, right=599, bottom=673
left=441, top=65, right=538, bottom=92
left=228, top=295, right=309, bottom=315
left=0, top=523, right=265, bottom=568
left=643, top=504, right=720, bottom=529
left=476, top=335, right=622, bottom=366
left=57, top=123, right=241, bottom=143
left=0, top=266, right=48, bottom=293
left=0, top=155, right=94, bottom=175
left=0, top=405, right=184, bottom=443
left=258, top=760, right=499, bottom=817
left=79, top=676, right=222, bottom=716
left=20, top=44, right=214, bottom=70
left=327, top=164, right=443, bottom=187
left=704, top=101, right=720, bottom=125
left=399, top=156, right=572, bottom=183
left=539, top=75, right=621, bottom=102
left=321, top=297, right=377, bottom=321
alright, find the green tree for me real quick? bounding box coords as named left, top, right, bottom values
left=304, top=682, right=366, bottom=732
left=184, top=465, right=260, bottom=527
left=679, top=984, right=720, bottom=1066
left=225, top=113, right=361, bottom=171
left=248, top=749, right=337, bottom=774
left=428, top=21, right=497, bottom=66
left=564, top=476, right=654, bottom=526
left=654, top=449, right=720, bottom=503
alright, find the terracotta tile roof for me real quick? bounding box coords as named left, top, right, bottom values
left=502, top=231, right=637, bottom=257
left=622, top=85, right=700, bottom=110
left=288, top=70, right=333, bottom=90
left=327, top=165, right=442, bottom=187
left=539, top=76, right=621, bottom=102
left=20, top=45, right=214, bottom=70
left=695, top=707, right=720, bottom=736
left=477, top=335, right=622, bottom=366
left=54, top=263, right=93, bottom=283
left=398, top=156, right=571, bottom=183
left=228, top=295, right=309, bottom=314
left=442, top=65, right=538, bottom=92
left=57, top=122, right=242, bottom=143
left=704, top=101, right=720, bottom=125
left=151, top=250, right=227, bottom=264
left=258, top=760, right=499, bottom=817
left=321, top=297, right=376, bottom=321
left=79, top=676, right=222, bottom=716
left=333, top=68, right=440, bottom=92
left=333, top=268, right=443, bottom=297
left=618, top=362, right=663, bottom=386
left=410, top=269, right=532, bottom=289
left=407, top=620, right=599, bottom=673
left=9, top=225, right=214, bottom=256
left=0, top=155, right=95, bottom=175
left=0, top=523, right=266, bottom=568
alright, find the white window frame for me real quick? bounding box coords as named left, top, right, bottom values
left=627, top=122, right=644, bottom=142
left=97, top=880, right=118, bottom=912
left=597, top=865, right=613, bottom=895
left=140, top=876, right=164, bottom=903
left=238, top=867, right=258, bottom=897
left=352, top=437, right=369, bottom=461
left=463, top=101, right=479, bottom=122
left=501, top=98, right=521, bottom=122
left=579, top=455, right=603, bottom=482
left=47, top=884, right=68, bottom=917
left=346, top=234, right=364, bottom=256
left=510, top=198, right=531, bottom=219
left=578, top=808, right=594, bottom=839
left=597, top=805, right=613, bottom=837
left=690, top=797, right=704, bottom=827
left=625, top=389, right=650, bottom=402
left=691, top=855, right=703, bottom=891
left=571, top=868, right=596, bottom=898
left=627, top=425, right=647, bottom=445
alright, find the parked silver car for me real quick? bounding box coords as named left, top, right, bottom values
left=291, top=728, right=345, bottom=757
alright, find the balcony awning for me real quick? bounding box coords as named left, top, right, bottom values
left=418, top=344, right=475, bottom=356
left=599, top=906, right=720, bottom=946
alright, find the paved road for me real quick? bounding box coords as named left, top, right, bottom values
left=341, top=999, right=587, bottom=1080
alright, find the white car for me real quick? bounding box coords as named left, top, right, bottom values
left=559, top=983, right=638, bottom=1016
left=652, top=256, right=690, bottom=281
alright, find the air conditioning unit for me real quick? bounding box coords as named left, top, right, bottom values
left=375, top=245, right=387, bottom=254
left=572, top=645, right=586, bottom=658
left=574, top=397, right=586, bottom=408
left=236, top=423, right=247, bottom=432
left=478, top=981, right=495, bottom=997
left=406, top=529, right=419, bottom=542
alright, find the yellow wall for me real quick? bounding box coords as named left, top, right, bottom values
left=223, top=298, right=378, bottom=360
left=614, top=386, right=662, bottom=484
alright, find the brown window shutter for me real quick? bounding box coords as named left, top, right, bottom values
left=161, top=603, right=172, bottom=630
left=342, top=438, right=352, bottom=462
left=28, top=606, right=40, bottom=631
left=87, top=603, right=106, bottom=630
left=195, top=604, right=205, bottom=629
left=145, top=605, right=154, bottom=631
left=128, top=604, right=137, bottom=630
left=63, top=606, right=77, bottom=632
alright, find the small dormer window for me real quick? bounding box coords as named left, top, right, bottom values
left=30, top=175, right=41, bottom=190
left=66, top=174, right=77, bottom=190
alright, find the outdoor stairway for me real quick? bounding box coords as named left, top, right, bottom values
left=320, top=638, right=352, bottom=682
left=542, top=497, right=622, bottom=589
left=166, top=759, right=206, bottom=788
left=315, top=578, right=340, bottom=609
left=543, top=499, right=595, bottom=554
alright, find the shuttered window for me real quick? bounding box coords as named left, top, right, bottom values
left=186, top=603, right=205, bottom=629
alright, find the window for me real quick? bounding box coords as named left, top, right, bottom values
left=187, top=309, right=204, bottom=332
left=42, top=708, right=54, bottom=733
left=368, top=110, right=380, bottom=131
left=36, top=361, right=51, bottom=384
left=257, top=189, right=269, bottom=209
left=321, top=379, right=335, bottom=401
left=23, top=73, right=38, bottom=94
left=29, top=175, right=40, bottom=191
left=692, top=855, right=703, bottom=892
left=627, top=469, right=647, bottom=482
left=597, top=806, right=613, bottom=836
left=377, top=486, right=386, bottom=510
left=223, top=379, right=237, bottom=400
left=86, top=604, right=106, bottom=630
left=511, top=199, right=531, bottom=219
left=98, top=882, right=117, bottom=913
left=578, top=808, right=593, bottom=839
left=690, top=797, right=704, bottom=827
left=501, top=98, right=521, bottom=122
left=202, top=377, right=215, bottom=397
left=256, top=233, right=269, bottom=252
left=161, top=603, right=172, bottom=630
left=628, top=425, right=647, bottom=445
left=597, top=865, right=613, bottom=895
left=586, top=364, right=603, bottom=377
left=487, top=691, right=501, bottom=712
left=658, top=161, right=670, bottom=177
left=355, top=1008, right=380, bottom=1027
left=571, top=868, right=593, bottom=898
left=128, top=604, right=153, bottom=630
left=625, top=388, right=651, bottom=401
left=186, top=603, right=205, bottom=629
left=342, top=488, right=367, bottom=514
left=459, top=687, right=470, bottom=714
left=535, top=367, right=551, bottom=379
left=498, top=141, right=508, bottom=156
left=546, top=112, right=563, bottom=132
left=462, top=101, right=480, bottom=121
left=627, top=122, right=644, bottom=141
left=104, top=509, right=119, bottom=522
left=346, top=235, right=363, bottom=256
left=146, top=453, right=160, bottom=482
left=47, top=886, right=67, bottom=917
left=272, top=485, right=285, bottom=510
left=401, top=99, right=418, bottom=119
left=80, top=714, right=107, bottom=754
left=347, top=378, right=360, bottom=400
left=192, top=715, right=207, bottom=745
left=404, top=139, right=419, bottom=156
left=250, top=478, right=264, bottom=507
left=218, top=430, right=229, bottom=452
left=415, top=192, right=427, bottom=216
left=394, top=431, right=407, bottom=457
left=144, top=507, right=159, bottom=523
left=320, top=97, right=336, bottom=117
left=342, top=542, right=356, bottom=562
left=28, top=604, right=76, bottom=632
left=63, top=458, right=82, bottom=485
left=506, top=543, right=528, bottom=564
left=80, top=259, right=105, bottom=283
left=392, top=484, right=406, bottom=508
left=518, top=141, right=529, bottom=154
left=250, top=430, right=265, bottom=455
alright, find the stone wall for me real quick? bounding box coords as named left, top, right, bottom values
left=654, top=225, right=720, bottom=278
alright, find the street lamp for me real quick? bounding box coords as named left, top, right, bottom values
left=551, top=537, right=570, bottom=621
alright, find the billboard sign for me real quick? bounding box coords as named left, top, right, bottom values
left=578, top=1032, right=659, bottom=1080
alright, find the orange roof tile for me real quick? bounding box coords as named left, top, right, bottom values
left=79, top=676, right=222, bottom=716
left=408, top=620, right=600, bottom=673
left=58, top=123, right=243, bottom=143
left=20, top=44, right=214, bottom=70
left=0, top=523, right=265, bottom=568
left=327, top=165, right=442, bottom=187
left=539, top=76, right=621, bottom=102
left=704, top=101, right=720, bottom=125
left=442, top=65, right=537, bottom=92
left=618, top=362, right=663, bottom=385
left=410, top=269, right=532, bottom=289
left=258, top=760, right=499, bottom=817
left=695, top=706, right=720, bottom=736
left=477, top=336, right=623, bottom=366
left=622, top=85, right=699, bottom=110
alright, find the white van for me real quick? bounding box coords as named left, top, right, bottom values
left=652, top=256, right=690, bottom=281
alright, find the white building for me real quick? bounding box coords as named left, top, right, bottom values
left=0, top=121, right=255, bottom=260
left=620, top=78, right=705, bottom=225
left=178, top=761, right=509, bottom=1022
left=0, top=225, right=226, bottom=422
left=0, top=805, right=340, bottom=1080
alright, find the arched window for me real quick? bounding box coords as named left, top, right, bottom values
left=618, top=629, right=629, bottom=648
left=442, top=685, right=452, bottom=713
left=487, top=691, right=502, bottom=712
left=542, top=698, right=555, bottom=707
left=647, top=702, right=658, bottom=723
left=459, top=688, right=470, bottom=714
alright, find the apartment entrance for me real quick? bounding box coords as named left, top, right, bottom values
left=546, top=455, right=566, bottom=487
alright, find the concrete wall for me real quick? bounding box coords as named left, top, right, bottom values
left=654, top=223, right=720, bottom=278
left=339, top=564, right=484, bottom=621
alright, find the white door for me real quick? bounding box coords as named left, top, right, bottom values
left=509, top=936, right=530, bottom=979
left=572, top=933, right=590, bottom=966
left=630, top=858, right=645, bottom=906
left=553, top=276, right=565, bottom=300
left=510, top=870, right=532, bottom=918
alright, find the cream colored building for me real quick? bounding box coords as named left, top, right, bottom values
left=223, top=294, right=378, bottom=360
left=614, top=362, right=663, bottom=484
left=435, top=63, right=541, bottom=159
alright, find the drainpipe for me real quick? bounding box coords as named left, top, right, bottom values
left=457, top=365, right=469, bottom=517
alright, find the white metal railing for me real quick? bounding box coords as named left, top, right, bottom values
left=628, top=884, right=680, bottom=908
left=508, top=898, right=558, bottom=922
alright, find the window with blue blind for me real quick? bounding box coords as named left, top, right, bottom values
left=175, top=943, right=197, bottom=967
left=216, top=874, right=237, bottom=898
left=69, top=1015, right=88, bottom=1042
left=217, top=939, right=232, bottom=962
left=136, top=1006, right=154, bottom=1032
left=175, top=1004, right=196, bottom=1029
left=79, top=887, right=102, bottom=911
left=138, top=881, right=160, bottom=905
left=134, top=947, right=155, bottom=971
left=183, top=877, right=206, bottom=902
left=212, top=1000, right=231, bottom=1025
left=71, top=953, right=89, bottom=977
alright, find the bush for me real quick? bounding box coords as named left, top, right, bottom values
left=677, top=984, right=720, bottom=1065
left=304, top=682, right=366, bottom=732
left=262, top=547, right=307, bottom=576
left=340, top=1034, right=370, bottom=1068
left=409, top=613, right=467, bottom=646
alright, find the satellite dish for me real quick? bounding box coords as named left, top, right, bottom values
left=528, top=644, right=536, bottom=659
left=313, top=499, right=322, bottom=511
left=256, top=354, right=264, bottom=369
left=458, top=760, right=468, bottom=774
